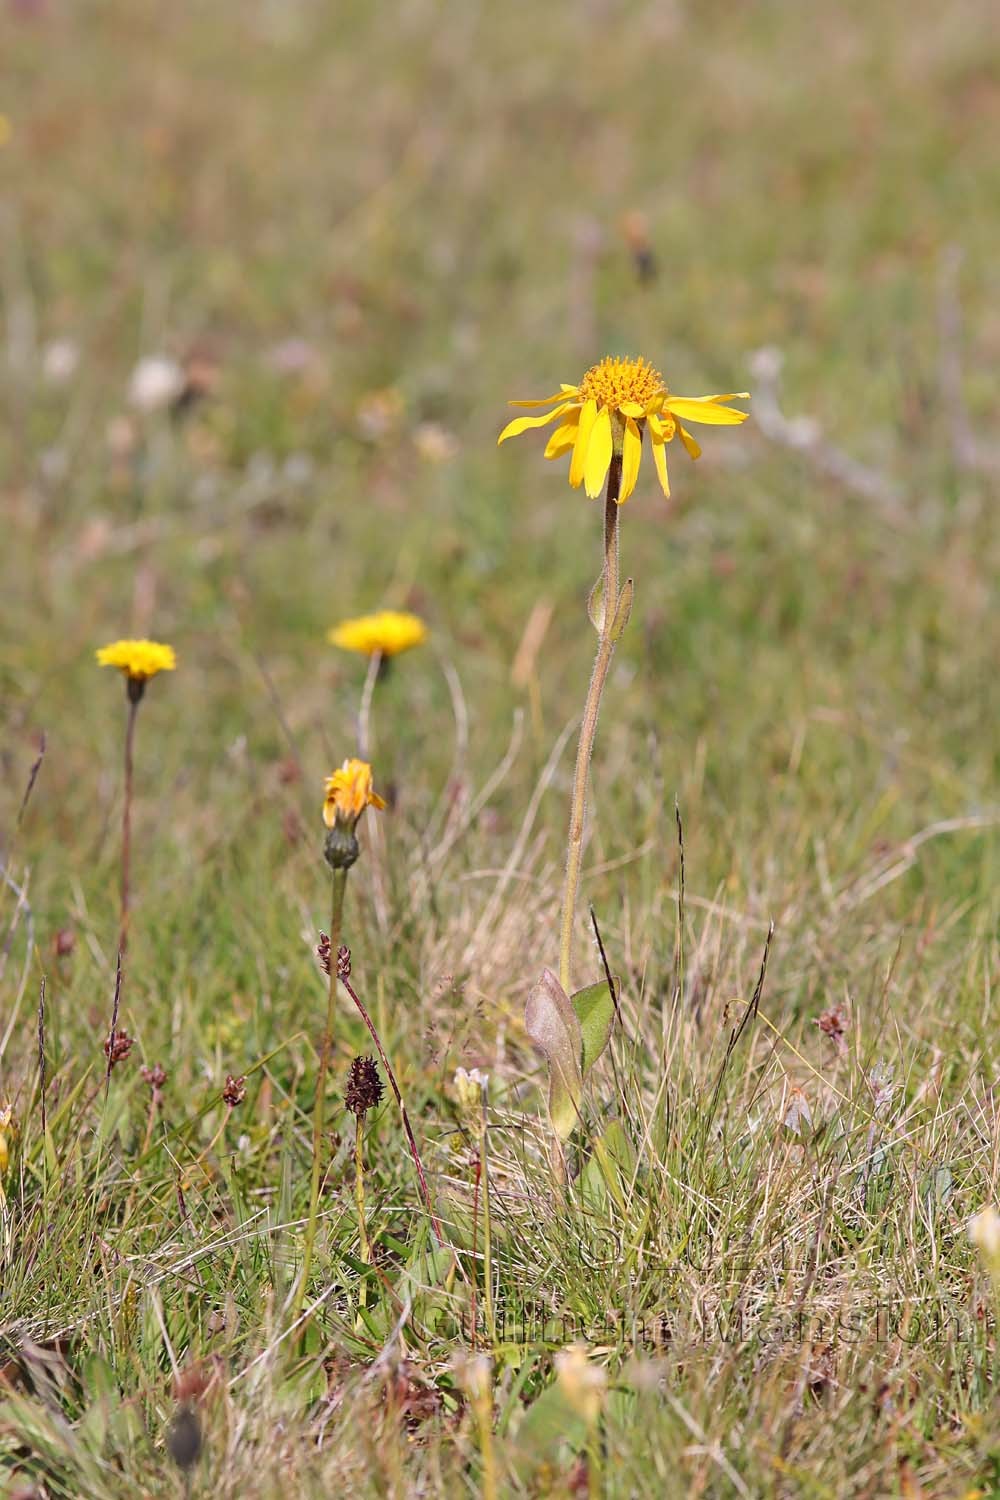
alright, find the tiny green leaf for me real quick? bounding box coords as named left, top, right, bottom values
left=571, top=975, right=619, bottom=1077
left=587, top=572, right=606, bottom=632
left=609, top=578, right=634, bottom=641
left=525, top=967, right=582, bottom=1141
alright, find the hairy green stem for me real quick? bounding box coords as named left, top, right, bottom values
left=558, top=456, right=622, bottom=994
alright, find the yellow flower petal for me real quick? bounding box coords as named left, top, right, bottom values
left=328, top=610, right=427, bottom=657
left=497, top=402, right=575, bottom=445
left=569, top=399, right=598, bottom=489
left=651, top=430, right=670, bottom=498
left=96, top=638, right=176, bottom=681
left=618, top=416, right=642, bottom=503
left=678, top=425, right=702, bottom=460
left=507, top=390, right=575, bottom=409
left=583, top=407, right=613, bottom=498
left=323, top=758, right=386, bottom=827
left=619, top=401, right=646, bottom=419
left=544, top=416, right=581, bottom=459
left=664, top=394, right=749, bottom=426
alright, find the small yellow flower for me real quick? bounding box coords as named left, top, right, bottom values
left=323, top=758, right=387, bottom=829
left=0, top=1103, right=17, bottom=1181
left=96, top=638, right=177, bottom=682
left=328, top=610, right=428, bottom=658
left=969, top=1206, right=1000, bottom=1266
left=554, top=1344, right=608, bottom=1425
left=498, top=354, right=749, bottom=502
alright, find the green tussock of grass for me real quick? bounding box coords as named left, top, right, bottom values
left=1, top=0, right=999, bottom=1494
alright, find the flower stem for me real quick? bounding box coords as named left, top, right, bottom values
left=358, top=649, right=382, bottom=760
left=119, top=696, right=139, bottom=958
left=296, top=864, right=348, bottom=1322
left=338, top=959, right=445, bottom=1244
left=587, top=1414, right=603, bottom=1500
left=479, top=1089, right=496, bottom=1348
left=354, top=1111, right=371, bottom=1266
left=558, top=456, right=622, bottom=994
left=474, top=1380, right=498, bottom=1500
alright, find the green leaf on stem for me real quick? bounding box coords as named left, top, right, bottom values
left=525, top=967, right=582, bottom=1141
left=587, top=573, right=606, bottom=633
left=571, top=976, right=619, bottom=1077
left=609, top=578, right=634, bottom=641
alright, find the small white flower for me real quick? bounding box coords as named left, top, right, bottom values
left=42, top=338, right=80, bottom=385
left=453, top=1066, right=489, bottom=1112
left=128, top=355, right=184, bottom=413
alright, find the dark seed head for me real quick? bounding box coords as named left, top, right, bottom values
left=103, top=1029, right=133, bottom=1067
left=222, top=1074, right=246, bottom=1108
left=345, top=1056, right=383, bottom=1117
left=336, top=945, right=352, bottom=980
left=316, top=931, right=332, bottom=975
left=166, top=1404, right=202, bottom=1471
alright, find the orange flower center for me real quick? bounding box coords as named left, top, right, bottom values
left=577, top=355, right=665, bottom=410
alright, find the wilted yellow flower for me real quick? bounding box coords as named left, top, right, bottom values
left=96, top=638, right=177, bottom=682
left=0, top=1103, right=17, bottom=1181
left=498, top=354, right=749, bottom=502
left=453, top=1352, right=493, bottom=1400
left=414, top=421, right=459, bottom=464
left=453, top=1067, right=489, bottom=1115
left=328, top=610, right=427, bottom=658
left=554, top=1343, right=608, bottom=1425
left=969, top=1207, right=1000, bottom=1266
left=323, top=759, right=387, bottom=829
left=357, top=386, right=405, bottom=441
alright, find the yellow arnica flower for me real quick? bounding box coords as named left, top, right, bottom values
left=328, top=610, right=428, bottom=658
left=323, top=758, right=387, bottom=828
left=96, top=638, right=177, bottom=681
left=497, top=355, right=749, bottom=502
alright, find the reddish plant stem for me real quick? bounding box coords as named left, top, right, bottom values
left=119, top=695, right=139, bottom=957
left=338, top=958, right=444, bottom=1244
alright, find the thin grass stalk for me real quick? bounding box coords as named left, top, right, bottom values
left=295, top=864, right=347, bottom=1321
left=479, top=1090, right=496, bottom=1349
left=337, top=949, right=445, bottom=1244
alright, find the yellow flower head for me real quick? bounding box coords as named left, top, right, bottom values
left=323, top=758, right=387, bottom=829
left=96, top=638, right=177, bottom=682
left=328, top=610, right=428, bottom=658
left=498, top=355, right=749, bottom=503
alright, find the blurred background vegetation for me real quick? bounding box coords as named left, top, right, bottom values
left=1, top=0, right=998, bottom=1493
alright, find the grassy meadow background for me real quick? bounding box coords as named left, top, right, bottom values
left=1, top=0, right=999, bottom=1494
